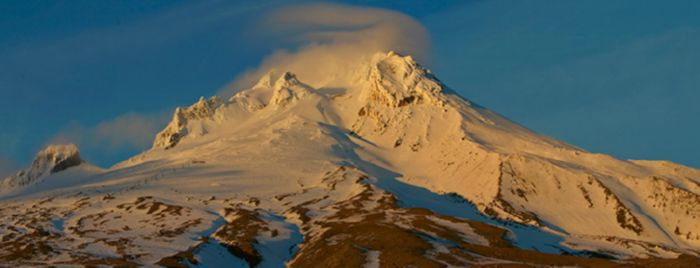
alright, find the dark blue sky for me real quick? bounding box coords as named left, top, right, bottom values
left=1, top=0, right=699, bottom=175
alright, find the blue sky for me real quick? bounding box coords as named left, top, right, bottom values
left=1, top=0, right=699, bottom=176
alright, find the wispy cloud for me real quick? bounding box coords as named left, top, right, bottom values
left=0, top=156, right=18, bottom=179
left=0, top=1, right=289, bottom=167
left=220, top=2, right=430, bottom=95
left=50, top=111, right=169, bottom=165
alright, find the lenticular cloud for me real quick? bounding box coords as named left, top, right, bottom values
left=221, top=3, right=431, bottom=95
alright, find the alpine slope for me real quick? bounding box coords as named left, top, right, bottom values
left=1, top=51, right=699, bottom=267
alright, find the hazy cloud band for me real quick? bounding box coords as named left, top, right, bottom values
left=221, top=3, right=430, bottom=95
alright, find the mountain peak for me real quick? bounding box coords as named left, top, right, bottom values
left=270, top=71, right=313, bottom=108
left=4, top=50, right=700, bottom=266
left=34, top=144, right=82, bottom=173
left=359, top=51, right=445, bottom=108
left=152, top=52, right=447, bottom=151
left=250, top=70, right=301, bottom=91
left=381, top=50, right=417, bottom=67
left=153, top=96, right=222, bottom=150
left=273, top=71, right=300, bottom=89
left=1, top=144, right=83, bottom=188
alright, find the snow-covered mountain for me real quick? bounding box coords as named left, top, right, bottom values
left=1, top=51, right=699, bottom=267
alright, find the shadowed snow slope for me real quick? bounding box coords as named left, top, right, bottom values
left=1, top=52, right=699, bottom=267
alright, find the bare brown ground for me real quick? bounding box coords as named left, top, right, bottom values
left=1, top=187, right=698, bottom=267
left=286, top=181, right=699, bottom=268
left=212, top=207, right=270, bottom=267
